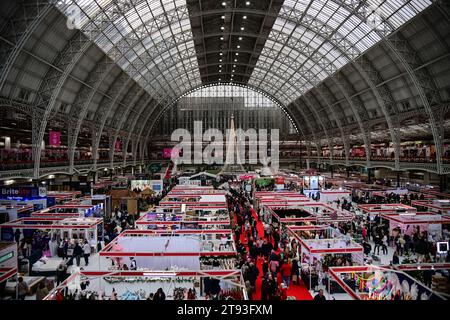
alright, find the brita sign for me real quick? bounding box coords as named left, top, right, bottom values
left=0, top=187, right=47, bottom=199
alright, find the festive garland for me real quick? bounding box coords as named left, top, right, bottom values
left=103, top=276, right=196, bottom=284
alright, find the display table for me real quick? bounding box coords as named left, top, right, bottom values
left=44, top=270, right=247, bottom=300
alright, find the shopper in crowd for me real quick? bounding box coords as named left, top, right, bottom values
left=56, top=262, right=68, bottom=285
left=397, top=235, right=406, bottom=256
left=269, top=257, right=279, bottom=279
left=14, top=229, right=21, bottom=243
left=82, top=240, right=91, bottom=266
left=35, top=281, right=49, bottom=300
left=280, top=259, right=292, bottom=288
left=291, top=258, right=300, bottom=286
left=313, top=289, right=326, bottom=301
left=130, top=257, right=137, bottom=270
left=153, top=288, right=166, bottom=300
left=16, top=277, right=29, bottom=300
left=73, top=241, right=83, bottom=267
left=381, top=232, right=388, bottom=255
left=392, top=251, right=400, bottom=265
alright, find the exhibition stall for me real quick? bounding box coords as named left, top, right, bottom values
left=108, top=189, right=138, bottom=215
left=30, top=204, right=103, bottom=218
left=357, top=203, right=417, bottom=217
left=287, top=227, right=364, bottom=291
left=328, top=265, right=447, bottom=300
left=0, top=203, right=34, bottom=221
left=286, top=225, right=336, bottom=240
left=43, top=270, right=247, bottom=300
left=0, top=217, right=103, bottom=276
left=302, top=175, right=325, bottom=190
left=380, top=212, right=450, bottom=247
left=267, top=203, right=354, bottom=226
left=412, top=199, right=450, bottom=214
left=99, top=229, right=236, bottom=271
left=160, top=194, right=228, bottom=207
left=136, top=209, right=231, bottom=231
left=394, top=263, right=450, bottom=295
left=47, top=191, right=82, bottom=206
left=319, top=190, right=351, bottom=203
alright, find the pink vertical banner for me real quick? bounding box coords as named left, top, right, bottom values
left=163, top=148, right=172, bottom=159
left=115, top=139, right=121, bottom=151
left=49, top=131, right=61, bottom=146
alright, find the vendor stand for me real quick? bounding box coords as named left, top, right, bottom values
left=287, top=227, right=364, bottom=292
left=412, top=199, right=450, bottom=215
left=319, top=190, right=351, bottom=203
left=31, top=204, right=103, bottom=218
left=358, top=203, right=417, bottom=218
left=393, top=263, right=450, bottom=295
left=0, top=203, right=34, bottom=221
left=99, top=229, right=237, bottom=271
left=43, top=270, right=247, bottom=300
left=0, top=217, right=103, bottom=276
left=380, top=212, right=450, bottom=257
left=328, top=265, right=447, bottom=300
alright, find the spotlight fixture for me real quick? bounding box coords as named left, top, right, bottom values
left=240, top=27, right=244, bottom=31
left=221, top=26, right=225, bottom=30
left=222, top=2, right=226, bottom=6
left=219, top=65, right=222, bottom=67
left=245, top=1, right=250, bottom=5
left=238, top=37, right=242, bottom=40
left=232, top=70, right=235, bottom=72
left=221, top=15, right=225, bottom=19
left=243, top=15, right=247, bottom=19
left=235, top=53, right=239, bottom=55
left=234, top=59, right=237, bottom=62
left=237, top=45, right=240, bottom=49
left=220, top=52, right=223, bottom=56
left=219, top=59, right=223, bottom=62
left=233, top=64, right=236, bottom=67
left=220, top=36, right=224, bottom=40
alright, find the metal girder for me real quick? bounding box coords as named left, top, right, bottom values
left=309, top=85, right=348, bottom=164
left=107, top=85, right=146, bottom=168
left=351, top=55, right=401, bottom=170
left=143, top=83, right=309, bottom=147
left=91, top=72, right=132, bottom=170
left=333, top=72, right=372, bottom=166
left=331, top=0, right=442, bottom=172
left=0, top=0, right=53, bottom=92
left=67, top=56, right=116, bottom=174
left=383, top=32, right=443, bottom=173
left=298, top=95, right=334, bottom=164
left=145, top=96, right=311, bottom=166
left=31, top=31, right=91, bottom=179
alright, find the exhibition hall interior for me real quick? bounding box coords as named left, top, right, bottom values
left=1, top=0, right=450, bottom=302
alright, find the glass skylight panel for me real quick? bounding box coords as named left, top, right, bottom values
left=57, top=0, right=200, bottom=103
left=250, top=0, right=431, bottom=105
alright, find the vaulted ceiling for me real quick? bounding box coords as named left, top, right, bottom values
left=0, top=0, right=449, bottom=152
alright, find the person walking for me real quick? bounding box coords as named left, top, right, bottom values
left=280, top=259, right=292, bottom=288
left=16, top=277, right=29, bottom=300
left=313, top=289, right=326, bottom=301
left=153, top=288, right=166, bottom=300
left=269, top=258, right=279, bottom=279
left=381, top=233, right=388, bottom=255
left=35, top=281, right=49, bottom=300
left=73, top=241, right=83, bottom=267
left=82, top=240, right=91, bottom=266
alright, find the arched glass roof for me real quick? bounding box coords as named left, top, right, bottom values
left=56, top=0, right=432, bottom=106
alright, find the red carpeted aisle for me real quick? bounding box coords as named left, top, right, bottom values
left=247, top=207, right=312, bottom=300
